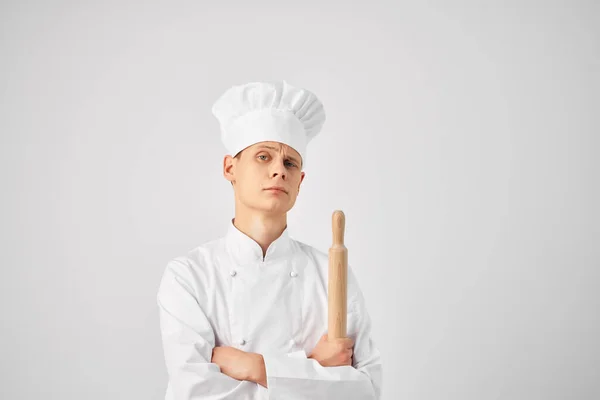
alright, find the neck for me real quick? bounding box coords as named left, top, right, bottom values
left=233, top=208, right=287, bottom=258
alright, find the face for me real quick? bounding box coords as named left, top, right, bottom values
left=223, top=141, right=305, bottom=215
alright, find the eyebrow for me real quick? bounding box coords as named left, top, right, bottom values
left=257, top=145, right=301, bottom=165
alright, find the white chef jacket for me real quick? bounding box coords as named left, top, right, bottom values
left=157, top=219, right=382, bottom=400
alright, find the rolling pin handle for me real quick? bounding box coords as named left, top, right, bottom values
left=332, top=210, right=345, bottom=246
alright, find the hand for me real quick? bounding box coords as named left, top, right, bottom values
left=308, top=333, right=354, bottom=367
left=211, top=346, right=267, bottom=387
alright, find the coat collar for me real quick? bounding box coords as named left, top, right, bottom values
left=225, top=218, right=293, bottom=265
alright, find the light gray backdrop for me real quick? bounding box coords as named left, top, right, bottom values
left=1, top=1, right=598, bottom=399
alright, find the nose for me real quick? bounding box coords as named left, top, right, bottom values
left=271, top=160, right=287, bottom=180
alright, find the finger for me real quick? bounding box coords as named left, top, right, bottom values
left=344, top=352, right=353, bottom=366
left=331, top=336, right=350, bottom=344
left=346, top=350, right=354, bottom=365
left=331, top=339, right=349, bottom=351
left=335, top=341, right=348, bottom=352
left=338, top=352, right=350, bottom=365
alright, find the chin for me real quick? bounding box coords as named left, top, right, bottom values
left=259, top=200, right=293, bottom=214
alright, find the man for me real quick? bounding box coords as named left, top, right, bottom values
left=157, top=80, right=382, bottom=399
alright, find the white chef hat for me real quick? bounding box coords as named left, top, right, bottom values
left=211, top=80, right=326, bottom=168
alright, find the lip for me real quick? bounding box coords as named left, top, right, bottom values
left=265, top=187, right=288, bottom=194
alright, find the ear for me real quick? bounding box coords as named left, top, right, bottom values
left=298, top=171, right=306, bottom=191
left=223, top=155, right=236, bottom=184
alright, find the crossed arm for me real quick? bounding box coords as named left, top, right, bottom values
left=210, top=346, right=268, bottom=387
left=157, top=260, right=382, bottom=399
left=210, top=333, right=356, bottom=388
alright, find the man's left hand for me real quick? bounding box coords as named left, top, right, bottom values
left=211, top=346, right=267, bottom=387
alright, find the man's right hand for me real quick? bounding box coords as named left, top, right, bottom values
left=308, top=333, right=355, bottom=367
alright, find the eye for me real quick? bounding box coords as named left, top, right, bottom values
left=258, top=154, right=268, bottom=161
left=285, top=161, right=297, bottom=168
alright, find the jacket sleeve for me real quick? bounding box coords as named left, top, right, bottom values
left=157, top=259, right=264, bottom=400
left=261, top=266, right=383, bottom=400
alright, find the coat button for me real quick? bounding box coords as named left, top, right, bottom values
left=230, top=270, right=237, bottom=277
left=290, top=271, right=298, bottom=278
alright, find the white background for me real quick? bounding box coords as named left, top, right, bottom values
left=1, top=1, right=598, bottom=399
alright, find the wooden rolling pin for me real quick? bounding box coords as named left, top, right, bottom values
left=328, top=210, right=348, bottom=339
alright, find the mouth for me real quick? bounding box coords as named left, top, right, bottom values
left=265, top=187, right=288, bottom=194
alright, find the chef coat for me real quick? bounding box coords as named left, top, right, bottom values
left=157, top=219, right=383, bottom=399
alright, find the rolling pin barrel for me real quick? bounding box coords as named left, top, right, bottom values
left=328, top=210, right=348, bottom=339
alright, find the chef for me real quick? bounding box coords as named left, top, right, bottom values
left=157, top=80, right=383, bottom=399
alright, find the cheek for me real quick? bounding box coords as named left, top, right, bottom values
left=292, top=175, right=303, bottom=188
